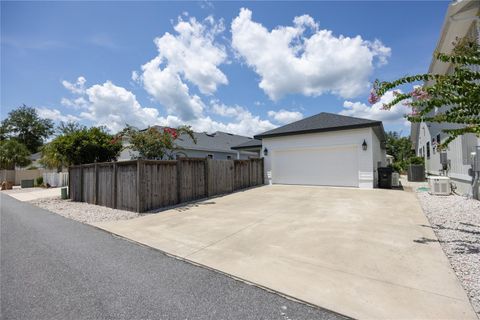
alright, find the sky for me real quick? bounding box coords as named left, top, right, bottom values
left=1, top=1, right=449, bottom=137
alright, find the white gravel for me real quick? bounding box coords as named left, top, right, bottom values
left=29, top=197, right=143, bottom=223
left=416, top=191, right=480, bottom=315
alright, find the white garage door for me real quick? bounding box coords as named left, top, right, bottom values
left=272, top=146, right=359, bottom=187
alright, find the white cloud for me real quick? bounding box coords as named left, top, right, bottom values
left=210, top=100, right=245, bottom=118
left=36, top=107, right=80, bottom=122
left=62, top=76, right=86, bottom=94
left=131, top=70, right=139, bottom=82
left=135, top=15, right=228, bottom=121
left=231, top=8, right=391, bottom=100
left=208, top=100, right=277, bottom=136
left=61, top=97, right=88, bottom=109
left=339, top=90, right=410, bottom=126
left=140, top=57, right=205, bottom=120
left=59, top=76, right=274, bottom=137
left=267, top=109, right=303, bottom=124
left=80, top=81, right=163, bottom=132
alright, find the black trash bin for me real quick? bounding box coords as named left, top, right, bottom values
left=378, top=167, right=393, bottom=189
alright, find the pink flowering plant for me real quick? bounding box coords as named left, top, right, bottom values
left=371, top=37, right=479, bottom=148
left=121, top=125, right=196, bottom=160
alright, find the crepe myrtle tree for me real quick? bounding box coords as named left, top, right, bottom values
left=370, top=37, right=480, bottom=149
left=120, top=125, right=196, bottom=160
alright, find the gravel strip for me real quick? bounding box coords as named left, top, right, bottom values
left=29, top=197, right=143, bottom=223
left=416, top=191, right=480, bottom=315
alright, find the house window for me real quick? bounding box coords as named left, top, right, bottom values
left=426, top=142, right=430, bottom=159
left=207, top=154, right=214, bottom=159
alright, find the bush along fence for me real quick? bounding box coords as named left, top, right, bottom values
left=69, top=158, right=264, bottom=213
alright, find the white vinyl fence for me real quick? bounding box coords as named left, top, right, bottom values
left=43, top=172, right=69, bottom=187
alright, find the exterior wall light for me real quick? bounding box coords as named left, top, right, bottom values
left=263, top=148, right=268, bottom=156
left=362, top=140, right=368, bottom=151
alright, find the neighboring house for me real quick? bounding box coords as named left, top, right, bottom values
left=119, top=127, right=259, bottom=161
left=254, top=112, right=387, bottom=189
left=28, top=152, right=43, bottom=168
left=386, top=155, right=394, bottom=166
left=410, top=0, right=479, bottom=196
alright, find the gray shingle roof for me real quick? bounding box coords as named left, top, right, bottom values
left=231, top=139, right=262, bottom=150
left=151, top=126, right=254, bottom=154
left=254, top=112, right=383, bottom=139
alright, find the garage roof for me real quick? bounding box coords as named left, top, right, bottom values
left=254, top=112, right=385, bottom=141
left=231, top=138, right=262, bottom=150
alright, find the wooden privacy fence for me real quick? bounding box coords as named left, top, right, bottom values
left=69, top=158, right=264, bottom=213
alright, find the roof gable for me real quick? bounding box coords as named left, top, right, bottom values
left=254, top=112, right=382, bottom=139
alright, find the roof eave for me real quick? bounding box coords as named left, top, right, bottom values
left=231, top=145, right=262, bottom=151
left=254, top=122, right=383, bottom=140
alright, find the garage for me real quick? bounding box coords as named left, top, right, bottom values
left=272, top=146, right=359, bottom=187
left=254, top=112, right=387, bottom=189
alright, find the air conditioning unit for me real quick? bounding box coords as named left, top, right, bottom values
left=428, top=176, right=451, bottom=196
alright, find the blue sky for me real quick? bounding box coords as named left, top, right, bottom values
left=1, top=1, right=449, bottom=136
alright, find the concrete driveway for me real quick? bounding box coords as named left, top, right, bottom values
left=94, top=185, right=477, bottom=319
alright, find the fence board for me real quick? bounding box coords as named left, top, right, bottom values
left=178, top=159, right=207, bottom=202
left=234, top=160, right=250, bottom=190
left=43, top=172, right=69, bottom=187
left=143, top=161, right=178, bottom=211
left=97, top=164, right=115, bottom=208
left=82, top=165, right=95, bottom=204
left=69, top=167, right=82, bottom=201
left=116, top=163, right=137, bottom=211
left=69, top=158, right=264, bottom=213
left=208, top=159, right=234, bottom=196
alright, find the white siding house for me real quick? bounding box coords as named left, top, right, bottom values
left=411, top=0, right=479, bottom=196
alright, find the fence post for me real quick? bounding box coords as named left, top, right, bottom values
left=176, top=160, right=182, bottom=204
left=68, top=167, right=71, bottom=199
left=205, top=159, right=210, bottom=197
left=94, top=163, right=98, bottom=205
left=113, top=162, right=117, bottom=209
left=80, top=165, right=84, bottom=202
left=136, top=160, right=143, bottom=213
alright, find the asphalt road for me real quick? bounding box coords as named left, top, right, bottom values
left=0, top=194, right=346, bottom=320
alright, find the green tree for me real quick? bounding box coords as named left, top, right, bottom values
left=371, top=37, right=479, bottom=148
left=0, top=140, right=32, bottom=169
left=56, top=121, right=84, bottom=135
left=1, top=105, right=54, bottom=153
left=385, top=131, right=416, bottom=172
left=385, top=132, right=414, bottom=163
left=122, top=125, right=196, bottom=160
left=40, top=124, right=122, bottom=167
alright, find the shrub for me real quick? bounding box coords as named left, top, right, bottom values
left=36, top=176, right=43, bottom=187
left=408, top=156, right=424, bottom=165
